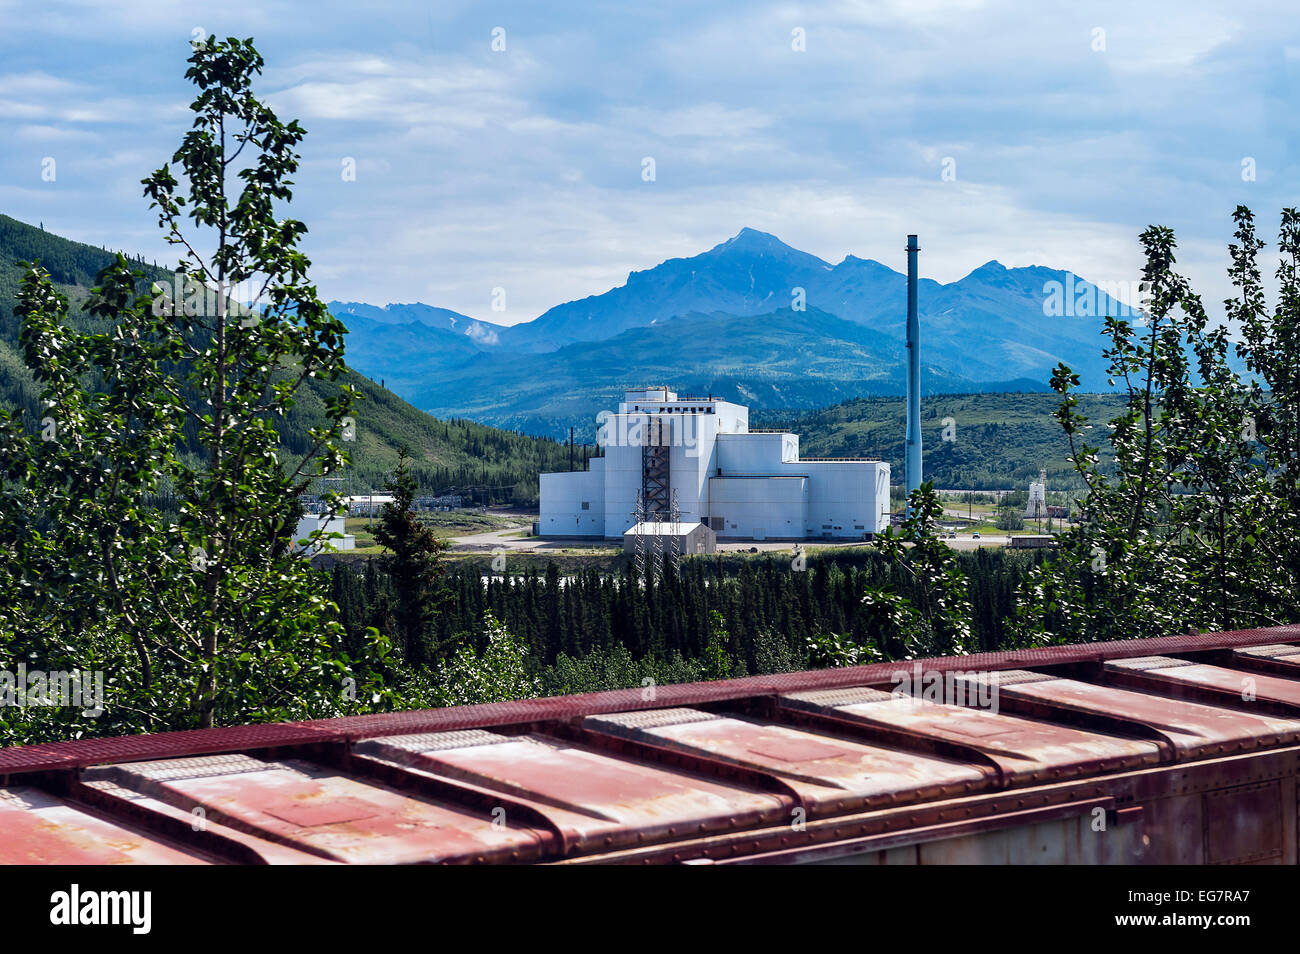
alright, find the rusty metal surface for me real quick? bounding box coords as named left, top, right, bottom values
left=779, top=689, right=1164, bottom=786
left=82, top=754, right=551, bottom=864
left=0, top=626, right=1299, bottom=864
left=966, top=670, right=1300, bottom=759
left=4, top=624, right=1298, bottom=776
left=354, top=728, right=790, bottom=855
left=0, top=787, right=212, bottom=864
left=1104, top=655, right=1300, bottom=712
left=584, top=707, right=990, bottom=814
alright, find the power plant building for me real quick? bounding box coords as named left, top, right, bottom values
left=540, top=387, right=891, bottom=541
left=1023, top=468, right=1047, bottom=519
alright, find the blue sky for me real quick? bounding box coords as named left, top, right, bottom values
left=1, top=0, right=1296, bottom=325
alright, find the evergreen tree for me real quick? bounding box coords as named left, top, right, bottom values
left=372, top=445, right=449, bottom=665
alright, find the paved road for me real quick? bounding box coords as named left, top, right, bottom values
left=448, top=525, right=579, bottom=552
left=450, top=525, right=1009, bottom=553
left=945, top=534, right=1010, bottom=550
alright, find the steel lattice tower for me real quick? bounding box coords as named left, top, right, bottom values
left=668, top=488, right=681, bottom=574
left=631, top=490, right=647, bottom=582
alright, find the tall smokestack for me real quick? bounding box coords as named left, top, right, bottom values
left=905, top=234, right=921, bottom=513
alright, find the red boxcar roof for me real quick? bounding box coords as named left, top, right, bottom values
left=2, top=624, right=1299, bottom=864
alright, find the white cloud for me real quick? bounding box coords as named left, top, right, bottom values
left=9, top=123, right=98, bottom=142
left=1, top=0, right=1295, bottom=340
left=614, top=103, right=772, bottom=139
left=465, top=321, right=500, bottom=345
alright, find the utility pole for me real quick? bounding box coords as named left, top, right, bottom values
left=569, top=426, right=574, bottom=471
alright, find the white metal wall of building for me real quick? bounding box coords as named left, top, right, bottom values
left=802, top=461, right=891, bottom=538
left=539, top=390, right=891, bottom=540
left=665, top=417, right=719, bottom=526
left=716, top=433, right=890, bottom=537
left=294, top=513, right=354, bottom=552
left=539, top=459, right=606, bottom=537
left=715, top=431, right=799, bottom=473
left=600, top=408, right=725, bottom=533
left=622, top=520, right=717, bottom=554
left=708, top=476, right=807, bottom=540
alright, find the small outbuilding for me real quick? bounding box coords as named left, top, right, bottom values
left=622, top=521, right=717, bottom=555
left=295, top=512, right=354, bottom=553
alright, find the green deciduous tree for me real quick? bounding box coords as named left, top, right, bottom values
left=0, top=37, right=395, bottom=739
left=1016, top=210, right=1300, bottom=645
left=425, top=612, right=539, bottom=708
left=996, top=507, right=1025, bottom=532
left=865, top=482, right=973, bottom=658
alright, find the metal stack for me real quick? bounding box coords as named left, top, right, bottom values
left=905, top=233, right=922, bottom=513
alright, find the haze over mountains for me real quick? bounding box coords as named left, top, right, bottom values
left=332, top=228, right=1130, bottom=439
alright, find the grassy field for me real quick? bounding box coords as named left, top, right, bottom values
left=422, top=511, right=533, bottom=537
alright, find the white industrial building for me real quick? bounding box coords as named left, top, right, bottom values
left=340, top=494, right=396, bottom=517
left=1023, top=468, right=1047, bottom=519
left=540, top=387, right=891, bottom=541
left=623, top=521, right=717, bottom=555
left=294, top=512, right=354, bottom=553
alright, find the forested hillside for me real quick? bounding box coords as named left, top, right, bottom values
left=0, top=213, right=569, bottom=501
left=754, top=392, right=1124, bottom=490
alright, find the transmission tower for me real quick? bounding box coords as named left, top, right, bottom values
left=651, top=513, right=664, bottom=580
left=631, top=489, right=647, bottom=582
left=667, top=488, right=681, bottom=574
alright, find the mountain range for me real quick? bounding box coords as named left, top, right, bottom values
left=330, top=228, right=1132, bottom=439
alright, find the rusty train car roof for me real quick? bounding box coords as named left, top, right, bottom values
left=3, top=624, right=1300, bottom=865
